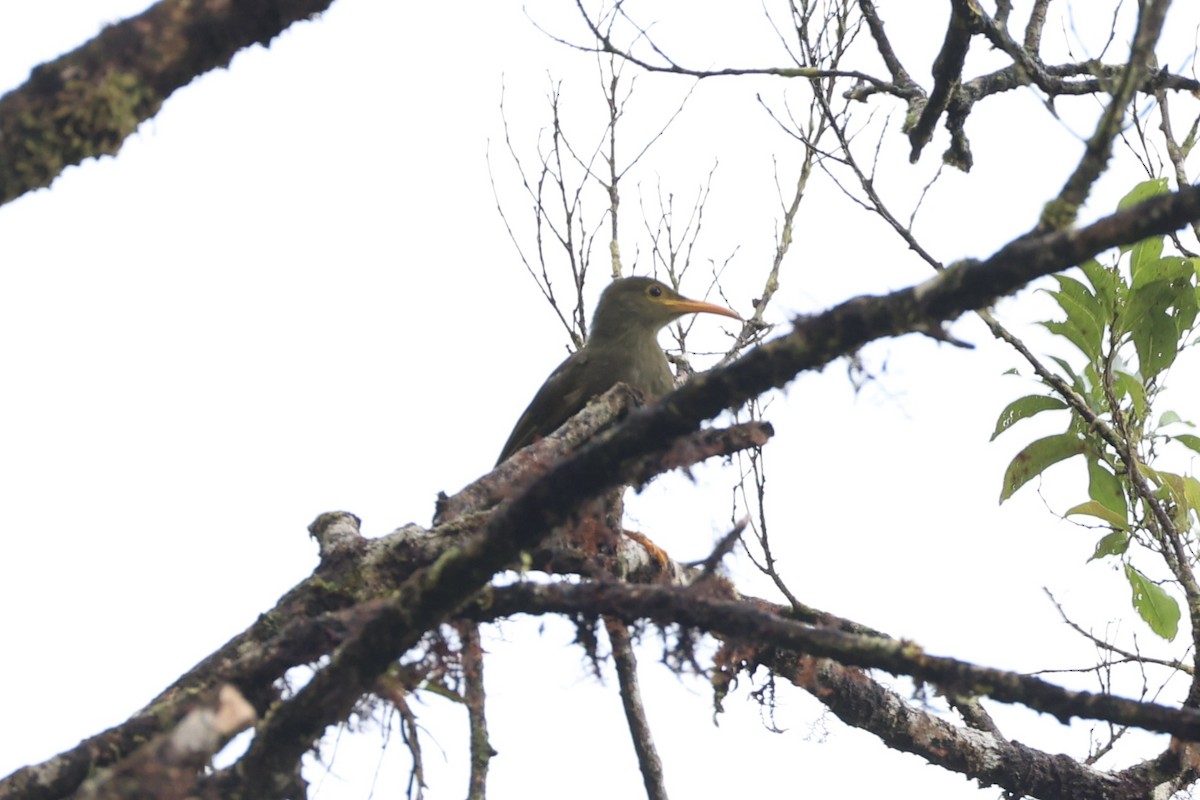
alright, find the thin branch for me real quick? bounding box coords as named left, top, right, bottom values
left=373, top=685, right=425, bottom=800
left=733, top=429, right=805, bottom=610
left=1153, top=72, right=1200, bottom=244
left=490, top=80, right=585, bottom=343
left=1038, top=0, right=1173, bottom=232
left=692, top=517, right=749, bottom=578
left=456, top=623, right=493, bottom=800
left=853, top=0, right=923, bottom=96
left=604, top=619, right=668, bottom=800
left=558, top=0, right=909, bottom=95
left=1044, top=590, right=1193, bottom=677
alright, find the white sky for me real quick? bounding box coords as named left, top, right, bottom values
left=1, top=1, right=1198, bottom=798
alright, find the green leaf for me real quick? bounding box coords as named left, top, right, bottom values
left=1077, top=258, right=1117, bottom=319
left=1067, top=500, right=1129, bottom=529
left=1186, top=477, right=1200, bottom=521
left=1112, top=369, right=1146, bottom=419
left=1040, top=276, right=1105, bottom=362
left=1131, top=253, right=1191, bottom=290
left=1174, top=266, right=1200, bottom=336
left=1172, top=434, right=1200, bottom=456
left=1149, top=467, right=1183, bottom=497
left=1116, top=180, right=1169, bottom=256
left=1124, top=564, right=1179, bottom=641
left=1040, top=320, right=1093, bottom=363
left=1117, top=178, right=1169, bottom=213
left=1049, top=274, right=1105, bottom=325
left=1090, top=530, right=1130, bottom=560
left=1146, top=469, right=1194, bottom=530
left=1087, top=456, right=1128, bottom=519
left=1134, top=311, right=1178, bottom=379
left=1120, top=258, right=1196, bottom=380
left=1130, top=236, right=1165, bottom=284
left=999, top=433, right=1087, bottom=503
left=990, top=395, right=1067, bottom=441
left=1048, top=356, right=1089, bottom=398
left=1182, top=117, right=1199, bottom=159
left=1121, top=279, right=1171, bottom=335
left=1158, top=472, right=1200, bottom=524
left=1125, top=281, right=1180, bottom=379
left=1160, top=410, right=1184, bottom=427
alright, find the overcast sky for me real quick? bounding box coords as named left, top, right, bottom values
left=2, top=1, right=1199, bottom=798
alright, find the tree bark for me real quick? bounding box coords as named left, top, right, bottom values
left=0, top=0, right=338, bottom=207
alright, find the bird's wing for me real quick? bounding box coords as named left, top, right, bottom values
left=496, top=349, right=602, bottom=465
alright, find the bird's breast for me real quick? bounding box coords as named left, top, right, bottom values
left=591, top=340, right=675, bottom=400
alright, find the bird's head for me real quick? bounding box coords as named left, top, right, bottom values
left=590, top=277, right=741, bottom=341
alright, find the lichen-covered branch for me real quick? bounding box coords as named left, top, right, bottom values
left=474, top=581, right=1200, bottom=741
left=0, top=0, right=336, bottom=207
left=77, top=686, right=257, bottom=800
left=474, top=581, right=1200, bottom=798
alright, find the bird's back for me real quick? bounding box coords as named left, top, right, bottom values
left=494, top=335, right=673, bottom=465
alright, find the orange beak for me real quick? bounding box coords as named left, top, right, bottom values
left=660, top=296, right=742, bottom=321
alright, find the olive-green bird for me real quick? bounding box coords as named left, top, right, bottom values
left=496, top=277, right=741, bottom=465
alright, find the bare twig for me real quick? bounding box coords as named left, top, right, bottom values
left=556, top=0, right=907, bottom=95
left=1044, top=589, right=1192, bottom=676
left=692, top=517, right=750, bottom=578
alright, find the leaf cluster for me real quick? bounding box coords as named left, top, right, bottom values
left=995, top=179, right=1200, bottom=640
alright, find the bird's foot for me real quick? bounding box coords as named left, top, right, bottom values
left=622, top=529, right=671, bottom=571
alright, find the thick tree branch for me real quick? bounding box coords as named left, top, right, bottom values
left=473, top=581, right=1200, bottom=742
left=907, top=0, right=981, bottom=161
left=0, top=0, right=335, bottom=207
left=768, top=653, right=1131, bottom=799
left=476, top=581, right=1199, bottom=798
left=76, top=686, right=257, bottom=800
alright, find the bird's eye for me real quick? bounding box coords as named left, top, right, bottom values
left=649, top=285, right=662, bottom=297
